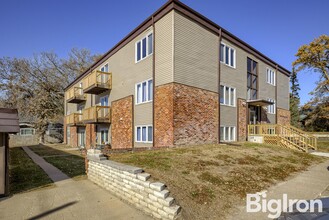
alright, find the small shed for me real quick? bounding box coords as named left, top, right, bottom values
left=0, top=108, right=19, bottom=197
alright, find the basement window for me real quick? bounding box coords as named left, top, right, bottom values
left=136, top=125, right=153, bottom=143
left=220, top=126, right=236, bottom=142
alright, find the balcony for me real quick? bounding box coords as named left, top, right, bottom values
left=82, top=106, right=111, bottom=124
left=67, top=87, right=86, bottom=103
left=83, top=70, right=112, bottom=94
left=65, top=113, right=83, bottom=126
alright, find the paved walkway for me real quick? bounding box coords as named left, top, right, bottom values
left=22, top=147, right=71, bottom=184
left=229, top=159, right=329, bottom=220
left=0, top=147, right=152, bottom=220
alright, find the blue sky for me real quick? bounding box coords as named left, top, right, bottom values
left=0, top=0, right=328, bottom=104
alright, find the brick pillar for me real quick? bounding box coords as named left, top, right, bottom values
left=277, top=108, right=291, bottom=126
left=70, top=126, right=78, bottom=147
left=86, top=124, right=96, bottom=150
left=111, top=96, right=133, bottom=149
left=238, top=99, right=247, bottom=141
left=154, top=84, right=174, bottom=147
left=63, top=119, right=67, bottom=145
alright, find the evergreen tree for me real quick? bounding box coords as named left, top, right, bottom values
left=290, top=67, right=300, bottom=127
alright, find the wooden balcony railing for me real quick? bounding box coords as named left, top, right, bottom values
left=65, top=113, right=83, bottom=126
left=67, top=87, right=86, bottom=103
left=82, top=70, right=112, bottom=94
left=82, top=106, right=111, bottom=124
left=248, top=124, right=317, bottom=152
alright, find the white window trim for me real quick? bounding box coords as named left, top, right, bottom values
left=135, top=79, right=153, bottom=105
left=220, top=85, right=236, bottom=107
left=135, top=32, right=153, bottom=63
left=99, top=128, right=109, bottom=145
left=135, top=125, right=153, bottom=143
left=266, top=68, right=276, bottom=86
left=100, top=63, right=109, bottom=72
left=220, top=126, right=236, bottom=142
left=220, top=42, right=236, bottom=69
left=267, top=98, right=276, bottom=114
left=100, top=95, right=109, bottom=106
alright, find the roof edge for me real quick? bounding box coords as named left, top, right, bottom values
left=65, top=0, right=290, bottom=91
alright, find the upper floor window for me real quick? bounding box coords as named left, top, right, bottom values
left=220, top=85, right=236, bottom=107
left=220, top=43, right=236, bottom=68
left=136, top=125, right=153, bottom=143
left=101, top=63, right=109, bottom=72
left=266, top=68, right=275, bottom=86
left=136, top=79, right=153, bottom=104
left=100, top=96, right=109, bottom=106
left=247, top=58, right=258, bottom=100
left=267, top=99, right=276, bottom=114
left=136, top=33, right=153, bottom=63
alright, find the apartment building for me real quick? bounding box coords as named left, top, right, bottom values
left=63, top=0, right=291, bottom=150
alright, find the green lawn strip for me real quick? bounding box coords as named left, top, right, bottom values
left=29, top=144, right=86, bottom=180
left=43, top=155, right=86, bottom=179
left=317, top=141, right=329, bottom=152
left=9, top=147, right=53, bottom=194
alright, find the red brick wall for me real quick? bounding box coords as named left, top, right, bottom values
left=237, top=99, right=247, bottom=141
left=277, top=108, right=291, bottom=126
left=63, top=119, right=67, bottom=145
left=70, top=126, right=78, bottom=147
left=85, top=124, right=96, bottom=149
left=173, top=83, right=218, bottom=146
left=111, top=96, right=133, bottom=149
left=154, top=84, right=174, bottom=147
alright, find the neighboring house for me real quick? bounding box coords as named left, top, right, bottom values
left=63, top=0, right=291, bottom=150
left=0, top=108, right=19, bottom=197
left=18, top=122, right=36, bottom=136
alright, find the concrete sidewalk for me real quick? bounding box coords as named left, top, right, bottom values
left=22, top=146, right=71, bottom=184
left=229, top=159, right=329, bottom=220
left=0, top=147, right=152, bottom=220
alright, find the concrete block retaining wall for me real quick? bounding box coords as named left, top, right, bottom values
left=87, top=150, right=181, bottom=220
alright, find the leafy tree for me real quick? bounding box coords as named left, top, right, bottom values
left=290, top=67, right=300, bottom=127
left=293, top=35, right=329, bottom=131
left=0, top=48, right=100, bottom=141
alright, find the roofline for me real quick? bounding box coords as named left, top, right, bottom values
left=65, top=0, right=290, bottom=91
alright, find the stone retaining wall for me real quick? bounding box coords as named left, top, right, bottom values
left=87, top=150, right=181, bottom=220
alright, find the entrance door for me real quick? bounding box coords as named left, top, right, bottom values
left=249, top=106, right=260, bottom=125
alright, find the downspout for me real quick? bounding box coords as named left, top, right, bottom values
left=275, top=65, right=278, bottom=124
left=152, top=16, right=156, bottom=148
left=218, top=28, right=222, bottom=143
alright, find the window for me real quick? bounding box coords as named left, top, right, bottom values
left=136, top=125, right=153, bottom=143
left=100, top=129, right=109, bottom=144
left=136, top=79, right=153, bottom=104
left=136, top=33, right=153, bottom=62
left=20, top=128, right=35, bottom=136
left=247, top=58, right=258, bottom=100
left=267, top=99, right=276, bottom=114
left=220, top=43, right=236, bottom=68
left=266, top=68, right=275, bottom=86
left=220, top=85, right=236, bottom=106
left=101, top=63, right=109, bottom=72
left=100, top=96, right=109, bottom=106
left=220, top=126, right=236, bottom=142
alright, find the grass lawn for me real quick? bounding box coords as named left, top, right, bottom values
left=29, top=144, right=86, bottom=180
left=110, top=143, right=325, bottom=220
left=317, top=141, right=329, bottom=152
left=9, top=147, right=53, bottom=194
